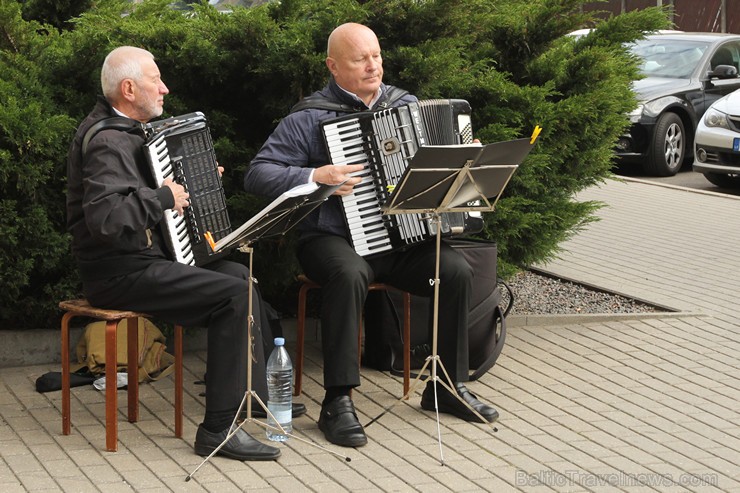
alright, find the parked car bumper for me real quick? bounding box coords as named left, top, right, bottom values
left=693, top=125, right=740, bottom=174
left=616, top=119, right=657, bottom=163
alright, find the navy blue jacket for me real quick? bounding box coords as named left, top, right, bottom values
left=244, top=79, right=417, bottom=240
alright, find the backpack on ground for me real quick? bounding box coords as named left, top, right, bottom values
left=75, top=317, right=175, bottom=383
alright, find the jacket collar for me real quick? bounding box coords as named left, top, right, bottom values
left=327, top=78, right=389, bottom=111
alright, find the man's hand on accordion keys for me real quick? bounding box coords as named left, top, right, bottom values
left=162, top=178, right=190, bottom=216
left=313, top=163, right=364, bottom=196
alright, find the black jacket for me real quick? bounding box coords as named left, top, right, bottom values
left=66, top=97, right=174, bottom=280
left=244, top=80, right=417, bottom=240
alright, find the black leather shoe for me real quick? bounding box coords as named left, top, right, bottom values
left=420, top=382, right=499, bottom=423
left=246, top=402, right=307, bottom=420
left=318, top=396, right=367, bottom=447
left=194, top=424, right=281, bottom=461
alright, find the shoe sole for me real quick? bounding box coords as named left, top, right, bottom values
left=420, top=398, right=499, bottom=423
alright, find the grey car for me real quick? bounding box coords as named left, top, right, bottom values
left=617, top=32, right=740, bottom=176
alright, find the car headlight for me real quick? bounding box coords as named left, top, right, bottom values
left=703, top=107, right=731, bottom=129
left=628, top=104, right=644, bottom=123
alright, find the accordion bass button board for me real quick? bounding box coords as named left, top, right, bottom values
left=321, top=99, right=483, bottom=257
left=144, top=112, right=233, bottom=266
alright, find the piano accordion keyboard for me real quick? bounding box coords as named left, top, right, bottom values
left=321, top=99, right=478, bottom=257
left=144, top=113, right=231, bottom=266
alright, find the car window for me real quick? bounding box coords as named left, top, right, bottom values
left=630, top=39, right=709, bottom=78
left=710, top=42, right=740, bottom=72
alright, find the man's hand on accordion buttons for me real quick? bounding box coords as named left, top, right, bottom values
left=163, top=178, right=190, bottom=216
left=314, top=163, right=364, bottom=196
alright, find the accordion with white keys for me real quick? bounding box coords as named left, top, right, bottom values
left=321, top=99, right=483, bottom=257
left=143, top=112, right=232, bottom=266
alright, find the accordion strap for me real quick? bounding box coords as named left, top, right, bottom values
left=82, top=116, right=142, bottom=157
left=290, top=85, right=409, bottom=114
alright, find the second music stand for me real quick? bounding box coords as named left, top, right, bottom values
left=186, top=181, right=349, bottom=480
left=367, top=135, right=537, bottom=464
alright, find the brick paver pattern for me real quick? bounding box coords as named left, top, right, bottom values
left=1, top=177, right=738, bottom=492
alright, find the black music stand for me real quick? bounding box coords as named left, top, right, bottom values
left=186, top=181, right=349, bottom=481
left=366, top=136, right=537, bottom=465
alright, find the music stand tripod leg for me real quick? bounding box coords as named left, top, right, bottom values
left=186, top=245, right=351, bottom=482
left=364, top=213, right=498, bottom=466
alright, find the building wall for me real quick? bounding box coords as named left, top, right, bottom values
left=583, top=0, right=740, bottom=34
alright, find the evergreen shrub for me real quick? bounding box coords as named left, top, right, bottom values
left=0, top=0, right=669, bottom=327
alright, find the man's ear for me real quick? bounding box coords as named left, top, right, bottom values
left=120, top=79, right=136, bottom=102
left=326, top=57, right=337, bottom=77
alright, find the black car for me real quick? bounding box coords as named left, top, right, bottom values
left=617, top=32, right=740, bottom=176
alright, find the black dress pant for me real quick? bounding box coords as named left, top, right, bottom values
left=83, top=258, right=267, bottom=416
left=297, top=234, right=473, bottom=388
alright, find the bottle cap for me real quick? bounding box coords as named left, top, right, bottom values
left=274, top=337, right=285, bottom=346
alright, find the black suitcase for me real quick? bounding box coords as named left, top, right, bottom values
left=363, top=239, right=512, bottom=381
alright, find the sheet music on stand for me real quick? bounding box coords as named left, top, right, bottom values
left=213, top=181, right=341, bottom=252
left=382, top=137, right=535, bottom=214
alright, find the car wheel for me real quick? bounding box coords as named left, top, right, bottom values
left=702, top=172, right=740, bottom=189
left=645, top=112, right=685, bottom=177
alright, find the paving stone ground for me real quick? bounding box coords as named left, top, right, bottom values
left=1, top=177, right=738, bottom=492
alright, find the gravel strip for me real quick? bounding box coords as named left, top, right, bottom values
left=501, top=270, right=661, bottom=315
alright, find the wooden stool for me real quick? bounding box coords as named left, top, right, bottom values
left=294, top=275, right=412, bottom=397
left=59, top=299, right=183, bottom=452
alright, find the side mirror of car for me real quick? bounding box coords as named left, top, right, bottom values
left=708, top=64, right=738, bottom=79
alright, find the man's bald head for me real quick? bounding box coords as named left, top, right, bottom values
left=325, top=23, right=384, bottom=105
left=327, top=23, right=377, bottom=57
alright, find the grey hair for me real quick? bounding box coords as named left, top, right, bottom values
left=100, top=46, right=154, bottom=99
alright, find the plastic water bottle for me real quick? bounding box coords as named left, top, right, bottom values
left=265, top=337, right=292, bottom=441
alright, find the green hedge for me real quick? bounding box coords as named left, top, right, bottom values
left=0, top=0, right=669, bottom=328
